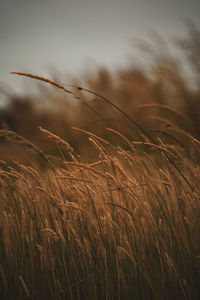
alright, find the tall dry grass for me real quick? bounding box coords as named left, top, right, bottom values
left=0, top=123, right=200, bottom=299
left=0, top=24, right=200, bottom=299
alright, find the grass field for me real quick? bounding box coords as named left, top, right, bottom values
left=0, top=25, right=200, bottom=299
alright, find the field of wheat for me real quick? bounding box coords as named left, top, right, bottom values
left=0, top=25, right=200, bottom=299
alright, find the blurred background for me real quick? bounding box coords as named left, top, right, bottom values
left=0, top=0, right=200, bottom=167
left=1, top=0, right=200, bottom=96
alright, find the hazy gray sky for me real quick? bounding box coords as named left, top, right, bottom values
left=1, top=0, right=200, bottom=95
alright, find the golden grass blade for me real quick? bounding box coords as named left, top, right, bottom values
left=137, top=103, right=191, bottom=125
left=10, top=72, right=80, bottom=99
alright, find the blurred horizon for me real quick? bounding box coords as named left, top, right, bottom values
left=1, top=0, right=200, bottom=101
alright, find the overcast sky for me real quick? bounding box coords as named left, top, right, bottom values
left=1, top=0, right=200, bottom=97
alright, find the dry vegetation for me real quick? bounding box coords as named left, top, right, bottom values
left=0, top=24, right=200, bottom=299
